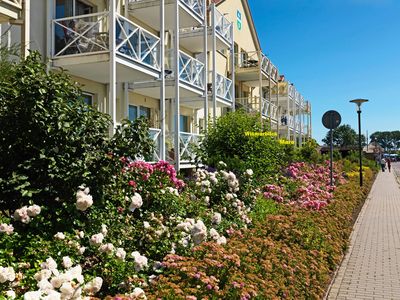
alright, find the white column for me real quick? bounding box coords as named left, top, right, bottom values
left=22, top=0, right=30, bottom=58
left=109, top=0, right=117, bottom=133
left=230, top=23, right=235, bottom=111
left=203, top=0, right=208, bottom=131
left=46, top=0, right=53, bottom=72
left=160, top=0, right=166, bottom=160
left=211, top=3, right=217, bottom=122
left=174, top=0, right=180, bottom=170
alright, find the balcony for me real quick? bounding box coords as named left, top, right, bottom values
left=0, top=0, right=22, bottom=21
left=130, top=50, right=205, bottom=102
left=280, top=114, right=294, bottom=128
left=166, top=132, right=203, bottom=167
left=178, top=50, right=205, bottom=90
left=179, top=6, right=233, bottom=53
left=235, top=97, right=259, bottom=114
left=235, top=51, right=278, bottom=85
left=209, top=72, right=233, bottom=104
left=52, top=12, right=161, bottom=83
left=148, top=128, right=162, bottom=162
left=128, top=0, right=204, bottom=31
left=214, top=7, right=233, bottom=45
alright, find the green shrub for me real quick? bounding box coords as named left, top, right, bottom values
left=198, top=110, right=293, bottom=178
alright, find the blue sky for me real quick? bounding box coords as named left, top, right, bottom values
left=249, top=0, right=400, bottom=144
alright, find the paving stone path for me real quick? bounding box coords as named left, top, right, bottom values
left=327, top=162, right=400, bottom=300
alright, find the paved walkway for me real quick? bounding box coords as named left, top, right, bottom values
left=327, top=162, right=400, bottom=300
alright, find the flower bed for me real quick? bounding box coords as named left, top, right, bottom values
left=143, top=167, right=374, bottom=299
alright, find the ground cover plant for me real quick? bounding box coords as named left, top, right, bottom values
left=144, top=167, right=374, bottom=300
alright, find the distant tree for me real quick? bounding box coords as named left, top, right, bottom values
left=370, top=131, right=400, bottom=152
left=322, top=124, right=366, bottom=147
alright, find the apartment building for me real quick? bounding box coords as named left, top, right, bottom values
left=0, top=0, right=311, bottom=170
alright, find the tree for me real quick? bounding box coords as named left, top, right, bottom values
left=370, top=131, right=400, bottom=152
left=0, top=51, right=154, bottom=212
left=322, top=124, right=366, bottom=147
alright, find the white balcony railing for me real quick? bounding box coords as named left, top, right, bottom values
left=148, top=128, right=162, bottom=162
left=214, top=7, right=232, bottom=44
left=180, top=0, right=204, bottom=20
left=176, top=50, right=205, bottom=89
left=237, top=51, right=278, bottom=80
left=215, top=73, right=233, bottom=102
left=280, top=114, right=294, bottom=127
left=52, top=12, right=161, bottom=71
left=235, top=97, right=259, bottom=114
left=0, top=0, right=22, bottom=9
left=179, top=132, right=203, bottom=163
left=270, top=103, right=278, bottom=120
left=167, top=132, right=203, bottom=163
left=288, top=84, right=295, bottom=99
left=261, top=97, right=269, bottom=117
left=116, top=14, right=161, bottom=70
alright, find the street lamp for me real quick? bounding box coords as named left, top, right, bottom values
left=350, top=98, right=369, bottom=187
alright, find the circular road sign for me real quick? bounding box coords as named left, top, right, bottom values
left=322, top=110, right=341, bottom=129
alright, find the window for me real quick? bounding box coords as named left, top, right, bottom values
left=234, top=43, right=238, bottom=66
left=139, top=106, right=151, bottom=119
left=129, top=105, right=151, bottom=122
left=128, top=105, right=138, bottom=121
left=56, top=0, right=93, bottom=18
left=180, top=115, right=189, bottom=133
left=81, top=92, right=93, bottom=106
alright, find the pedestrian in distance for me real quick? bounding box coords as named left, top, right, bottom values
left=386, top=157, right=391, bottom=172
left=380, top=158, right=386, bottom=172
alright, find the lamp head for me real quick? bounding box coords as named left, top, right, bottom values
left=350, top=98, right=369, bottom=111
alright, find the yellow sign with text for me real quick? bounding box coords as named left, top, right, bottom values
left=244, top=131, right=278, bottom=137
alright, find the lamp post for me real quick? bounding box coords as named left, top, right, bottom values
left=350, top=99, right=369, bottom=187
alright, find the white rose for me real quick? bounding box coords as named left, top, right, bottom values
left=211, top=212, right=222, bottom=224
left=100, top=224, right=108, bottom=236
left=99, top=243, right=114, bottom=254
left=0, top=223, right=14, bottom=235
left=245, top=169, right=254, bottom=176
left=27, top=204, right=41, bottom=217
left=84, top=277, right=103, bottom=295
left=37, top=279, right=54, bottom=293
left=129, top=193, right=143, bottom=212
left=115, top=248, right=126, bottom=261
left=34, top=269, right=52, bottom=282
left=5, top=290, right=16, bottom=299
left=23, top=291, right=42, bottom=300
left=0, top=266, right=15, bottom=283
left=77, top=247, right=86, bottom=255
left=89, top=233, right=104, bottom=246
left=62, top=256, right=73, bottom=269
left=42, top=290, right=61, bottom=300
left=54, top=232, right=65, bottom=240
left=131, top=251, right=148, bottom=272
left=129, top=287, right=147, bottom=299
left=59, top=282, right=74, bottom=298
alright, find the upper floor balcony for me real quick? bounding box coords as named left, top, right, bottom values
left=235, top=50, right=279, bottom=85
left=179, top=6, right=233, bottom=53
left=128, top=0, right=204, bottom=31
left=52, top=11, right=161, bottom=83
left=130, top=49, right=205, bottom=103
left=0, top=0, right=22, bottom=21
left=207, top=71, right=233, bottom=105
